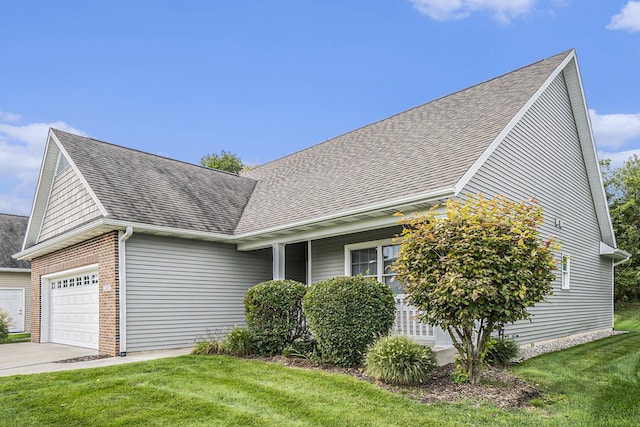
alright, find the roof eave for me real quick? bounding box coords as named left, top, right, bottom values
left=0, top=267, right=31, bottom=273
left=599, top=242, right=631, bottom=261
left=14, top=218, right=236, bottom=261
left=235, top=187, right=455, bottom=250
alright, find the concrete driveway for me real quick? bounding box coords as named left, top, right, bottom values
left=0, top=342, right=191, bottom=377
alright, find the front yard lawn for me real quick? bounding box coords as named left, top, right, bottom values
left=0, top=304, right=638, bottom=426
left=0, top=354, right=533, bottom=426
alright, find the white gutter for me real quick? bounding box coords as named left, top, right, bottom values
left=233, top=187, right=455, bottom=240
left=0, top=267, right=31, bottom=273
left=600, top=242, right=631, bottom=266
left=118, top=226, right=133, bottom=356
left=614, top=255, right=631, bottom=267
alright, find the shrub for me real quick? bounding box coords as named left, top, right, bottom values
left=303, top=276, right=396, bottom=367
left=222, top=327, right=254, bottom=356
left=485, top=338, right=520, bottom=366
left=192, top=333, right=223, bottom=355
left=365, top=336, right=437, bottom=385
left=0, top=310, right=11, bottom=341
left=283, top=338, right=319, bottom=361
left=244, top=280, right=309, bottom=356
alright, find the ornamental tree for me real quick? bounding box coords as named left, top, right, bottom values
left=393, top=194, right=556, bottom=384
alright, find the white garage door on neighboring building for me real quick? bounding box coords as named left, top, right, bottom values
left=46, top=268, right=99, bottom=350
left=0, top=288, right=25, bottom=332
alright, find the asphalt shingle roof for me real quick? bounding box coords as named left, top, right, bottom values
left=0, top=213, right=30, bottom=268
left=47, top=51, right=570, bottom=239
left=53, top=130, right=257, bottom=235
left=235, top=50, right=571, bottom=234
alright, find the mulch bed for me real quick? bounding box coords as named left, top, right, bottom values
left=54, top=355, right=112, bottom=364
left=258, top=355, right=541, bottom=409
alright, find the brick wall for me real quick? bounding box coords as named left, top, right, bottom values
left=31, top=232, right=119, bottom=356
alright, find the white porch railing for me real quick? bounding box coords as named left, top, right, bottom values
left=394, top=294, right=452, bottom=347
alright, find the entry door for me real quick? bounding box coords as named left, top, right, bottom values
left=0, top=289, right=25, bottom=332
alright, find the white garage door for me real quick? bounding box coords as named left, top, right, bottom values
left=49, top=271, right=99, bottom=349
left=0, top=289, right=24, bottom=332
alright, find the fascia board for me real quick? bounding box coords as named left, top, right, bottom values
left=237, top=214, right=402, bottom=251
left=236, top=199, right=450, bottom=251
left=599, top=242, right=631, bottom=260
left=562, top=57, right=616, bottom=247
left=16, top=218, right=235, bottom=261
left=102, top=219, right=233, bottom=242
left=453, top=51, right=576, bottom=196
left=234, top=187, right=455, bottom=242
left=22, top=131, right=58, bottom=250
left=52, top=132, right=109, bottom=217
left=14, top=219, right=111, bottom=261
left=0, top=268, right=30, bottom=273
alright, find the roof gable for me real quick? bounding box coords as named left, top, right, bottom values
left=237, top=50, right=573, bottom=235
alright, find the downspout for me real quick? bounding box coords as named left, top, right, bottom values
left=118, top=226, right=133, bottom=356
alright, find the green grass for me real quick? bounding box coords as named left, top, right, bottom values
left=0, top=307, right=638, bottom=426
left=0, top=354, right=541, bottom=427
left=615, top=302, right=640, bottom=332
left=509, top=303, right=640, bottom=426
left=0, top=333, right=30, bottom=344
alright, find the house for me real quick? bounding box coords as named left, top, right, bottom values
left=15, top=49, right=628, bottom=356
left=0, top=213, right=31, bottom=333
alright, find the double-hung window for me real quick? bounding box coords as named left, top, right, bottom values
left=345, top=239, right=404, bottom=294
left=561, top=253, right=570, bottom=290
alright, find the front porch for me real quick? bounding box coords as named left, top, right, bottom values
left=267, top=238, right=455, bottom=362
left=393, top=294, right=455, bottom=364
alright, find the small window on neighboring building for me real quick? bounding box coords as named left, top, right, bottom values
left=561, top=254, right=570, bottom=290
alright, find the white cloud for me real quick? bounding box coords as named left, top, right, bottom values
left=0, top=120, right=86, bottom=216
left=598, top=149, right=640, bottom=168
left=0, top=111, right=22, bottom=122
left=607, top=1, right=640, bottom=32
left=409, top=0, right=537, bottom=23
left=589, top=109, right=640, bottom=149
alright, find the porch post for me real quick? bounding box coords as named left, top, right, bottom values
left=272, top=243, right=286, bottom=280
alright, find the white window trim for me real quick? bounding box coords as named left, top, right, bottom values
left=344, top=238, right=396, bottom=280
left=561, top=253, right=570, bottom=290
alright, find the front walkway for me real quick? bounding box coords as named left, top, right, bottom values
left=0, top=342, right=191, bottom=377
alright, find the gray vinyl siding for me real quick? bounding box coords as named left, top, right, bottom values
left=0, top=271, right=31, bottom=332
left=462, top=72, right=613, bottom=345
left=39, top=166, right=101, bottom=242
left=311, top=227, right=402, bottom=283
left=125, top=234, right=271, bottom=352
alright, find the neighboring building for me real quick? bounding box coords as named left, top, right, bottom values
left=15, top=49, right=627, bottom=356
left=0, top=213, right=31, bottom=332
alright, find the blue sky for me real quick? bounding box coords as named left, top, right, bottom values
left=1, top=1, right=639, bottom=216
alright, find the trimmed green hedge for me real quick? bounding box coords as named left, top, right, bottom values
left=244, top=280, right=308, bottom=356
left=303, top=276, right=396, bottom=367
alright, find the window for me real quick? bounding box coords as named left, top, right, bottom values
left=55, top=152, right=70, bottom=176
left=345, top=239, right=404, bottom=294
left=561, top=254, right=570, bottom=290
